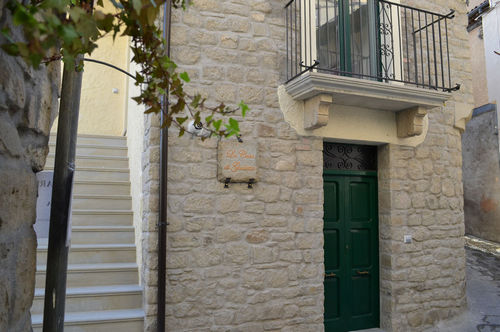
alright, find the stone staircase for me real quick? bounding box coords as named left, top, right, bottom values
left=31, top=134, right=144, bottom=331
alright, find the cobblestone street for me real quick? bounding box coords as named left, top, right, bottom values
left=428, top=248, right=500, bottom=332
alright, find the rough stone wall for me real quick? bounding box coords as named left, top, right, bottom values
left=0, top=3, right=60, bottom=331
left=462, top=106, right=500, bottom=243
left=138, top=0, right=473, bottom=331
left=379, top=1, right=472, bottom=330
left=140, top=1, right=325, bottom=330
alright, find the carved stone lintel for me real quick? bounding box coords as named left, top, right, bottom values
left=303, top=94, right=332, bottom=130
left=396, top=106, right=427, bottom=138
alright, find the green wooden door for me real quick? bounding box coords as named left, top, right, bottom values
left=324, top=170, right=379, bottom=332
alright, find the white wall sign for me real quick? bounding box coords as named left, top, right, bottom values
left=34, top=171, right=53, bottom=239
left=217, top=141, right=258, bottom=183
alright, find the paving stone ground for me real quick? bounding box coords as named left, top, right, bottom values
left=426, top=247, right=500, bottom=332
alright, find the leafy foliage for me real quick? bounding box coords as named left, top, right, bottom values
left=1, top=0, right=247, bottom=138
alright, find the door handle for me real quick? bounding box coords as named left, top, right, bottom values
left=324, top=272, right=337, bottom=278
left=356, top=271, right=370, bottom=275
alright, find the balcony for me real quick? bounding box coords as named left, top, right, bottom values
left=281, top=0, right=459, bottom=144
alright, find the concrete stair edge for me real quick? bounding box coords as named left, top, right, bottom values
left=31, top=308, right=144, bottom=326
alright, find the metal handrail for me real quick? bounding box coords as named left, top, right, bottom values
left=285, top=0, right=459, bottom=92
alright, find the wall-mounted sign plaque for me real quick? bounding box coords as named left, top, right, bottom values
left=217, top=141, right=258, bottom=183
left=34, top=171, right=53, bottom=239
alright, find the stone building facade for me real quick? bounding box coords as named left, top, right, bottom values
left=0, top=3, right=60, bottom=330
left=462, top=0, right=500, bottom=244
left=135, top=0, right=474, bottom=331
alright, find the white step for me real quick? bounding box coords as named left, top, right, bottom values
left=31, top=285, right=143, bottom=315
left=48, top=143, right=128, bottom=157
left=70, top=226, right=135, bottom=244
left=71, top=210, right=133, bottom=226
left=46, top=154, right=130, bottom=169
left=72, top=180, right=131, bottom=195
left=50, top=133, right=128, bottom=147
left=32, top=309, right=144, bottom=332
left=37, top=244, right=137, bottom=265
left=42, top=167, right=130, bottom=181
left=36, top=263, right=139, bottom=287
left=72, top=195, right=132, bottom=210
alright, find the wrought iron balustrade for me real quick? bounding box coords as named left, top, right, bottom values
left=285, top=0, right=458, bottom=92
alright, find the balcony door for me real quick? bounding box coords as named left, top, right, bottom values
left=316, top=0, right=379, bottom=78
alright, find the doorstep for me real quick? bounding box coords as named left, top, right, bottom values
left=465, top=235, right=500, bottom=257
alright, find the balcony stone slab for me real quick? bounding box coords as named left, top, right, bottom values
left=285, top=71, right=452, bottom=112
left=279, top=72, right=454, bottom=147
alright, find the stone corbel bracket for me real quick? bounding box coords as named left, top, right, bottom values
left=396, top=106, right=427, bottom=138
left=304, top=94, right=332, bottom=130
left=454, top=102, right=474, bottom=133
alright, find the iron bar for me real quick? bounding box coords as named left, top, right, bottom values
left=293, top=2, right=298, bottom=73
left=419, top=11, right=424, bottom=87
left=379, top=0, right=450, bottom=18
left=445, top=18, right=451, bottom=89
left=412, top=10, right=454, bottom=34
left=431, top=14, right=438, bottom=89
left=309, top=0, right=312, bottom=67
left=286, top=65, right=452, bottom=90
left=395, top=4, right=401, bottom=82
left=438, top=19, right=445, bottom=90
left=286, top=5, right=289, bottom=80
left=404, top=7, right=409, bottom=82
left=83, top=58, right=135, bottom=79
left=382, top=2, right=387, bottom=79
left=315, top=0, right=322, bottom=68
left=425, top=13, right=431, bottom=87
left=389, top=3, right=394, bottom=80
left=411, top=9, right=418, bottom=86
left=299, top=0, right=302, bottom=76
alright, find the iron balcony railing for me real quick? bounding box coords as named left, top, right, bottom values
left=285, top=0, right=459, bottom=92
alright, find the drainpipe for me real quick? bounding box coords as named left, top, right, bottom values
left=157, top=0, right=171, bottom=330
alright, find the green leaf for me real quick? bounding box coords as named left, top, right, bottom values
left=132, top=0, right=142, bottom=12
left=1, top=43, right=19, bottom=56
left=180, top=71, right=190, bottom=83
left=176, top=116, right=188, bottom=125
left=61, top=25, right=79, bottom=44
left=28, top=53, right=43, bottom=68
left=69, top=6, right=86, bottom=21
left=239, top=101, right=249, bottom=117
left=190, top=94, right=201, bottom=108
left=213, top=119, right=222, bottom=131
left=229, top=118, right=239, bottom=131
left=224, top=117, right=240, bottom=137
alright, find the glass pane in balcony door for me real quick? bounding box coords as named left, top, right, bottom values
left=348, top=0, right=376, bottom=77
left=316, top=0, right=340, bottom=71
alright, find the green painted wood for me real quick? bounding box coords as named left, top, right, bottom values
left=324, top=172, right=379, bottom=332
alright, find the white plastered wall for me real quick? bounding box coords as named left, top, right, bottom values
left=126, top=50, right=145, bottom=283
left=483, top=2, right=500, bottom=105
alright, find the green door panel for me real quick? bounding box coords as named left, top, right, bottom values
left=324, top=173, right=379, bottom=332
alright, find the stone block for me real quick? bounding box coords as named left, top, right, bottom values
left=303, top=94, right=332, bottom=130
left=397, top=106, right=427, bottom=138
left=246, top=229, right=269, bottom=244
